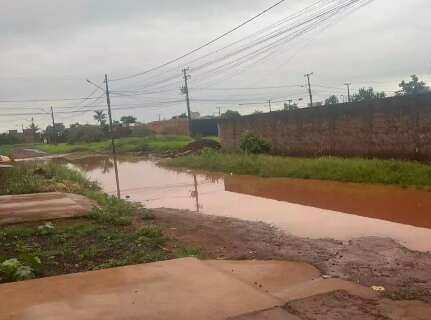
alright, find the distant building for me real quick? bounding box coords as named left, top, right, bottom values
left=8, top=130, right=18, bottom=135
left=307, top=102, right=323, bottom=107
left=190, top=112, right=201, bottom=119
left=23, top=129, right=41, bottom=143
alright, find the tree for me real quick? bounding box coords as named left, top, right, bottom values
left=351, top=87, right=386, bottom=102
left=325, top=95, right=339, bottom=105
left=93, top=110, right=107, bottom=127
left=283, top=102, right=299, bottom=111
left=28, top=122, right=40, bottom=134
left=220, top=110, right=241, bottom=119
left=120, top=115, right=137, bottom=126
left=397, top=75, right=430, bottom=96
left=172, top=113, right=188, bottom=120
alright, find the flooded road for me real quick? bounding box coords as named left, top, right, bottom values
left=70, top=156, right=431, bottom=252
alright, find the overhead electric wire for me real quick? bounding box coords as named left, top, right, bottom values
left=111, top=0, right=365, bottom=95
left=111, top=0, right=327, bottom=91
left=191, top=0, right=364, bottom=82
left=110, top=0, right=287, bottom=82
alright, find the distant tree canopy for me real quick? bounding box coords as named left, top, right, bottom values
left=351, top=87, right=386, bottom=102
left=283, top=103, right=299, bottom=111
left=120, top=115, right=137, bottom=126
left=0, top=133, right=23, bottom=145
left=93, top=110, right=107, bottom=127
left=67, top=125, right=105, bottom=144
left=397, top=75, right=430, bottom=96
left=324, top=95, right=339, bottom=105
left=172, top=113, right=188, bottom=120
left=220, top=110, right=241, bottom=119
left=28, top=122, right=40, bottom=133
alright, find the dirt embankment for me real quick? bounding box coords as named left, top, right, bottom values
left=9, top=148, right=49, bottom=160
left=154, top=209, right=431, bottom=303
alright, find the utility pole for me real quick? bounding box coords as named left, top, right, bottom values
left=268, top=99, right=272, bottom=112
left=344, top=83, right=351, bottom=102
left=192, top=174, right=200, bottom=213
left=181, top=68, right=192, bottom=136
left=104, top=74, right=121, bottom=199
left=50, top=106, right=56, bottom=145
left=217, top=107, right=222, bottom=117
left=304, top=72, right=314, bottom=107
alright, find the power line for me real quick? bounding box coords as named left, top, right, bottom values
left=0, top=95, right=104, bottom=103
left=115, top=0, right=327, bottom=91
left=191, top=84, right=303, bottom=91
left=110, top=0, right=287, bottom=82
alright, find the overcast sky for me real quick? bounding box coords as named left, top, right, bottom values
left=1, top=0, right=430, bottom=132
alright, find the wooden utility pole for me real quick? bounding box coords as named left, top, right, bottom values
left=268, top=99, right=272, bottom=112
left=193, top=174, right=200, bottom=213
left=104, top=74, right=121, bottom=199
left=181, top=68, right=192, bottom=135
left=344, top=83, right=352, bottom=102
left=304, top=72, right=314, bottom=107
left=50, top=106, right=56, bottom=144
left=217, top=107, right=222, bottom=117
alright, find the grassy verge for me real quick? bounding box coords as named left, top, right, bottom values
left=32, top=136, right=193, bottom=155
left=164, top=149, right=431, bottom=188
left=0, top=162, right=202, bottom=283
left=0, top=145, right=13, bottom=155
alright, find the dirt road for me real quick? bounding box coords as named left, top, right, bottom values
left=155, top=208, right=431, bottom=304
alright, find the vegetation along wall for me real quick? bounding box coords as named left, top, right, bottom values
left=219, top=93, right=431, bottom=160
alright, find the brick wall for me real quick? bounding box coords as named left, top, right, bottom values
left=219, top=93, right=431, bottom=160
left=146, top=120, right=189, bottom=136
left=146, top=119, right=219, bottom=136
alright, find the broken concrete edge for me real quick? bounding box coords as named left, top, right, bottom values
left=0, top=192, right=98, bottom=226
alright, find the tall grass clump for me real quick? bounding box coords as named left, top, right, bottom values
left=164, top=149, right=431, bottom=188
left=0, top=161, right=98, bottom=195
left=32, top=136, right=193, bottom=155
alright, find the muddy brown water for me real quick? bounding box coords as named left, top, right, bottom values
left=69, top=156, right=431, bottom=252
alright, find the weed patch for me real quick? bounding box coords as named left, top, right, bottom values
left=164, top=149, right=431, bottom=188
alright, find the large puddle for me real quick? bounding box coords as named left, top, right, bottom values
left=69, top=156, right=431, bottom=252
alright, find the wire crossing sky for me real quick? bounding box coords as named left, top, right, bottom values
left=0, top=0, right=430, bottom=131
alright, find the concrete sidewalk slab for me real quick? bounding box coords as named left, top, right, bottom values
left=206, top=260, right=320, bottom=292
left=0, top=192, right=94, bottom=225
left=0, top=258, right=282, bottom=320
left=205, top=260, right=377, bottom=302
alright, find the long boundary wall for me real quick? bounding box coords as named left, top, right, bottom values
left=219, top=93, right=431, bottom=160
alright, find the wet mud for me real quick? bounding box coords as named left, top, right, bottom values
left=154, top=209, right=431, bottom=303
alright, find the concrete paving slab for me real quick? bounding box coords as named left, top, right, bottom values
left=206, top=260, right=320, bottom=293
left=205, top=260, right=377, bottom=302
left=0, top=192, right=94, bottom=225
left=274, top=278, right=378, bottom=302
left=0, top=258, right=282, bottom=320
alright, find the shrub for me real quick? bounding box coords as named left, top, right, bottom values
left=239, top=132, right=271, bottom=154
left=131, top=125, right=154, bottom=137
left=67, top=125, right=106, bottom=144
left=0, top=258, right=38, bottom=281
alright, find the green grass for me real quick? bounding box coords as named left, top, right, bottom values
left=0, top=145, right=13, bottom=155
left=0, top=161, right=202, bottom=282
left=0, top=220, right=174, bottom=281
left=0, top=161, right=99, bottom=195
left=164, top=149, right=431, bottom=188
left=31, top=136, right=193, bottom=155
